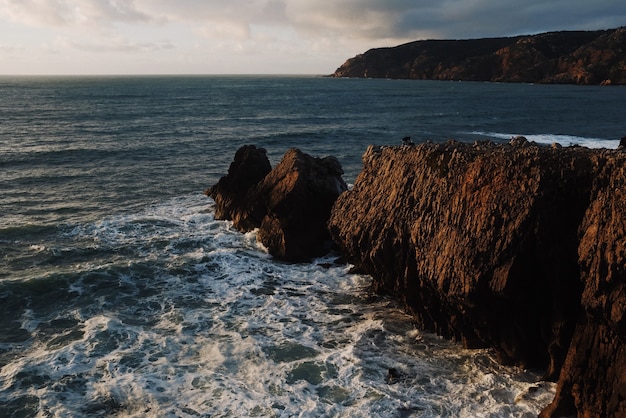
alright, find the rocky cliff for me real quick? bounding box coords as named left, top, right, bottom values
left=328, top=141, right=626, bottom=416
left=331, top=27, right=626, bottom=85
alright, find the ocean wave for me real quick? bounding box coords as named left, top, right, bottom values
left=469, top=131, right=620, bottom=149
left=0, top=192, right=554, bottom=417
left=0, top=224, right=59, bottom=241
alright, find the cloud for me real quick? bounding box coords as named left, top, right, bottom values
left=390, top=0, right=626, bottom=39
left=0, top=0, right=624, bottom=74
left=54, top=35, right=174, bottom=53
left=2, top=1, right=624, bottom=41
left=0, top=42, right=23, bottom=53
left=195, top=21, right=251, bottom=41
left=281, top=0, right=626, bottom=41
left=0, top=0, right=155, bottom=27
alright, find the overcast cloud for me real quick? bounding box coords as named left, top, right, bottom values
left=0, top=0, right=624, bottom=74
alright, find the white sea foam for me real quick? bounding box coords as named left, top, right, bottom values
left=0, top=193, right=555, bottom=417
left=470, top=131, right=620, bottom=149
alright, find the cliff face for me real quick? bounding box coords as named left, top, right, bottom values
left=332, top=27, right=626, bottom=85
left=542, top=155, right=626, bottom=417
left=328, top=142, right=626, bottom=416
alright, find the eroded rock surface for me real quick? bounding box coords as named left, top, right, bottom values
left=541, top=154, right=626, bottom=417
left=328, top=142, right=626, bottom=416
left=207, top=146, right=347, bottom=262
left=207, top=145, right=272, bottom=230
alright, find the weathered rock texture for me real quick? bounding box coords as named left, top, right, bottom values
left=541, top=155, right=626, bottom=417
left=331, top=27, right=626, bottom=85
left=327, top=142, right=626, bottom=417
left=207, top=146, right=347, bottom=262
left=207, top=145, right=272, bottom=230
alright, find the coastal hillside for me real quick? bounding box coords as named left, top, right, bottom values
left=331, top=27, right=626, bottom=84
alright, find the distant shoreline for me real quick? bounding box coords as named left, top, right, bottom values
left=331, top=27, right=626, bottom=85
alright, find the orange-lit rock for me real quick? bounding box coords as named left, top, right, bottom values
left=328, top=142, right=626, bottom=416
left=208, top=147, right=347, bottom=262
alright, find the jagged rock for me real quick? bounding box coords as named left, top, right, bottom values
left=541, top=154, right=626, bottom=417
left=331, top=27, right=626, bottom=85
left=619, top=136, right=626, bottom=148
left=330, top=143, right=589, bottom=374
left=253, top=149, right=347, bottom=261
left=206, top=145, right=271, bottom=230
left=207, top=146, right=347, bottom=262
left=509, top=135, right=529, bottom=147
left=327, top=142, right=626, bottom=416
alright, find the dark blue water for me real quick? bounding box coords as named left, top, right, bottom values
left=1, top=76, right=623, bottom=417
left=1, top=76, right=623, bottom=227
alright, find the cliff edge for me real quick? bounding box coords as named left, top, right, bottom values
left=328, top=141, right=626, bottom=416
left=331, top=27, right=626, bottom=85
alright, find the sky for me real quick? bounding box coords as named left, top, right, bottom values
left=1, top=0, right=625, bottom=75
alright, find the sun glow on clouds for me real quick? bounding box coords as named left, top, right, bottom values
left=0, top=0, right=624, bottom=74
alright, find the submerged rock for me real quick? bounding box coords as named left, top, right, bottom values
left=328, top=142, right=626, bottom=417
left=207, top=146, right=347, bottom=262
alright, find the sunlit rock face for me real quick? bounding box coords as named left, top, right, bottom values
left=328, top=141, right=626, bottom=417
left=208, top=146, right=347, bottom=262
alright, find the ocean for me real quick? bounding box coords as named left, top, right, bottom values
left=0, top=75, right=623, bottom=417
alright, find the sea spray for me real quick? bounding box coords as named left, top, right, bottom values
left=1, top=193, right=554, bottom=417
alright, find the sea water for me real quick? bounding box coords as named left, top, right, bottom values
left=1, top=76, right=624, bottom=417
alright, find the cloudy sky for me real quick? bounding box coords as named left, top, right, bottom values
left=1, top=0, right=625, bottom=75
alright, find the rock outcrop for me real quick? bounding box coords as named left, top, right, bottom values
left=207, top=146, right=347, bottom=262
left=327, top=142, right=626, bottom=416
left=331, top=27, right=626, bottom=85
left=207, top=145, right=272, bottom=230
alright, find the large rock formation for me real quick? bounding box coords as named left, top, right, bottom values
left=328, top=142, right=626, bottom=416
left=331, top=27, right=626, bottom=85
left=207, top=146, right=347, bottom=262
left=542, top=155, right=626, bottom=417
left=207, top=145, right=272, bottom=230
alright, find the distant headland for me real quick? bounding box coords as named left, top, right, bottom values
left=331, top=27, right=626, bottom=85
